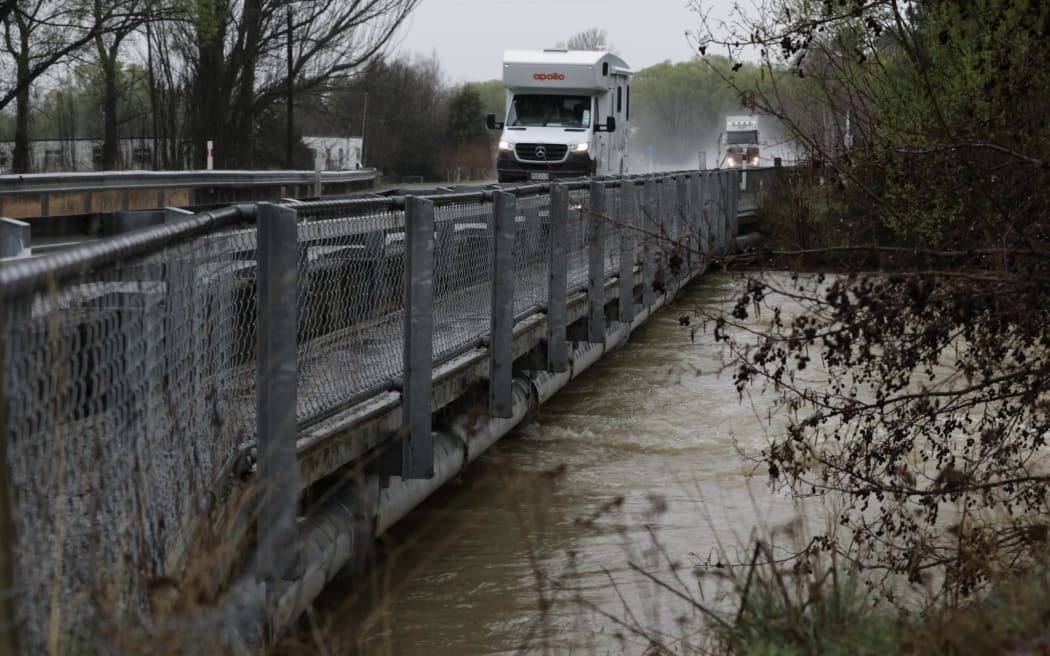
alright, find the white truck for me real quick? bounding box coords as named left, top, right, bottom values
left=486, top=49, right=632, bottom=183
left=721, top=115, right=760, bottom=169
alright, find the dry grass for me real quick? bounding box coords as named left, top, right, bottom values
left=0, top=189, right=191, bottom=220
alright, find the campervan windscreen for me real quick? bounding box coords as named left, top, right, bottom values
left=509, top=94, right=592, bottom=128
left=726, top=130, right=759, bottom=144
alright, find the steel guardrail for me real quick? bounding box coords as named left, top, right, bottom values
left=0, top=168, right=376, bottom=194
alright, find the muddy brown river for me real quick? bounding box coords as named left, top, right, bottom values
left=285, top=272, right=815, bottom=655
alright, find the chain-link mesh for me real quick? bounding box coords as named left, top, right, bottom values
left=603, top=186, right=623, bottom=277
left=433, top=199, right=493, bottom=363
left=512, top=194, right=551, bottom=317
left=293, top=203, right=406, bottom=424
left=567, top=188, right=591, bottom=292
left=1, top=172, right=739, bottom=650
left=2, top=225, right=257, bottom=650
left=660, top=178, right=677, bottom=252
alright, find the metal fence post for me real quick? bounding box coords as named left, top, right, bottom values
left=729, top=169, right=740, bottom=240
left=0, top=219, right=29, bottom=258
left=313, top=157, right=323, bottom=198
left=402, top=196, right=435, bottom=479
left=588, top=181, right=606, bottom=343
left=720, top=170, right=731, bottom=247
left=547, top=185, right=569, bottom=373
left=687, top=174, right=701, bottom=269
left=653, top=178, right=664, bottom=244
left=618, top=182, right=635, bottom=326
left=675, top=176, right=688, bottom=279
left=710, top=172, right=726, bottom=254
left=490, top=191, right=515, bottom=418
left=642, top=179, right=656, bottom=307
left=698, top=173, right=708, bottom=254
left=256, top=203, right=302, bottom=585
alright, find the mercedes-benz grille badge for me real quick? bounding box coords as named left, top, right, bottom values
left=534, top=146, right=546, bottom=159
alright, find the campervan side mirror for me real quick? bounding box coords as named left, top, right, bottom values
left=486, top=113, right=503, bottom=130
left=596, top=116, right=616, bottom=133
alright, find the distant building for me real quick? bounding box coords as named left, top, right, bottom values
left=301, top=136, right=363, bottom=170
left=0, top=137, right=185, bottom=173
left=0, top=135, right=361, bottom=173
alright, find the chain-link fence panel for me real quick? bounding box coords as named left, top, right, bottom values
left=512, top=194, right=551, bottom=318
left=0, top=172, right=739, bottom=651
left=654, top=177, right=678, bottom=286
left=660, top=176, right=678, bottom=248
left=2, top=224, right=257, bottom=652
left=567, top=188, right=591, bottom=292
left=293, top=202, right=406, bottom=425
left=603, top=186, right=623, bottom=277
left=433, top=199, right=493, bottom=363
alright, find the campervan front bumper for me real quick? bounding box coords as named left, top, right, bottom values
left=496, top=150, right=594, bottom=183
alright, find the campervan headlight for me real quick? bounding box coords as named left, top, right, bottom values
left=499, top=140, right=513, bottom=152
left=571, top=142, right=589, bottom=153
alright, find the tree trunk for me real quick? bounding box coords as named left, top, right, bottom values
left=190, top=0, right=231, bottom=168
left=231, top=0, right=263, bottom=167
left=100, top=51, right=119, bottom=170
left=13, top=52, right=30, bottom=173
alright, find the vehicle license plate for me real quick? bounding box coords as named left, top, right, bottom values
left=529, top=172, right=549, bottom=181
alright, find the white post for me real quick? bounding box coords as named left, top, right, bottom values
left=313, top=154, right=323, bottom=197
left=206, top=140, right=214, bottom=170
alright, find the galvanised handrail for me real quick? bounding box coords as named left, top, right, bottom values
left=0, top=204, right=257, bottom=297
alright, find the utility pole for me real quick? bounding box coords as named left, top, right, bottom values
left=285, top=5, right=294, bottom=169
left=360, top=90, right=368, bottom=168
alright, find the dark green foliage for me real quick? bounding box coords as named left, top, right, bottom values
left=445, top=84, right=490, bottom=147
left=698, top=0, right=1050, bottom=609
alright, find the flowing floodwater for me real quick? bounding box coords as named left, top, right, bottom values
left=290, top=272, right=822, bottom=655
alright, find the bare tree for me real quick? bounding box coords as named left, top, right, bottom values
left=1, top=0, right=101, bottom=171
left=91, top=0, right=156, bottom=169
left=184, top=0, right=420, bottom=168
left=142, top=16, right=192, bottom=168
left=555, top=27, right=615, bottom=52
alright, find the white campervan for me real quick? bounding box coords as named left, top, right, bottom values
left=486, top=49, right=633, bottom=183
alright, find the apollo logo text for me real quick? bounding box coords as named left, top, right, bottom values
left=532, top=73, right=566, bottom=81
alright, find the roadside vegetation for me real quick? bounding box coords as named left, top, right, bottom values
left=679, top=0, right=1050, bottom=652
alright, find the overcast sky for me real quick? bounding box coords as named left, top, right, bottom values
left=391, top=0, right=746, bottom=84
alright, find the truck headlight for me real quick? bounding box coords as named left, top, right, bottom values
left=499, top=141, right=512, bottom=152
left=571, top=143, right=589, bottom=153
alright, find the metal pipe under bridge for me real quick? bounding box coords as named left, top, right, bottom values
left=0, top=168, right=770, bottom=653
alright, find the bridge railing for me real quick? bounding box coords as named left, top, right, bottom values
left=0, top=169, right=742, bottom=651
left=0, top=204, right=262, bottom=649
